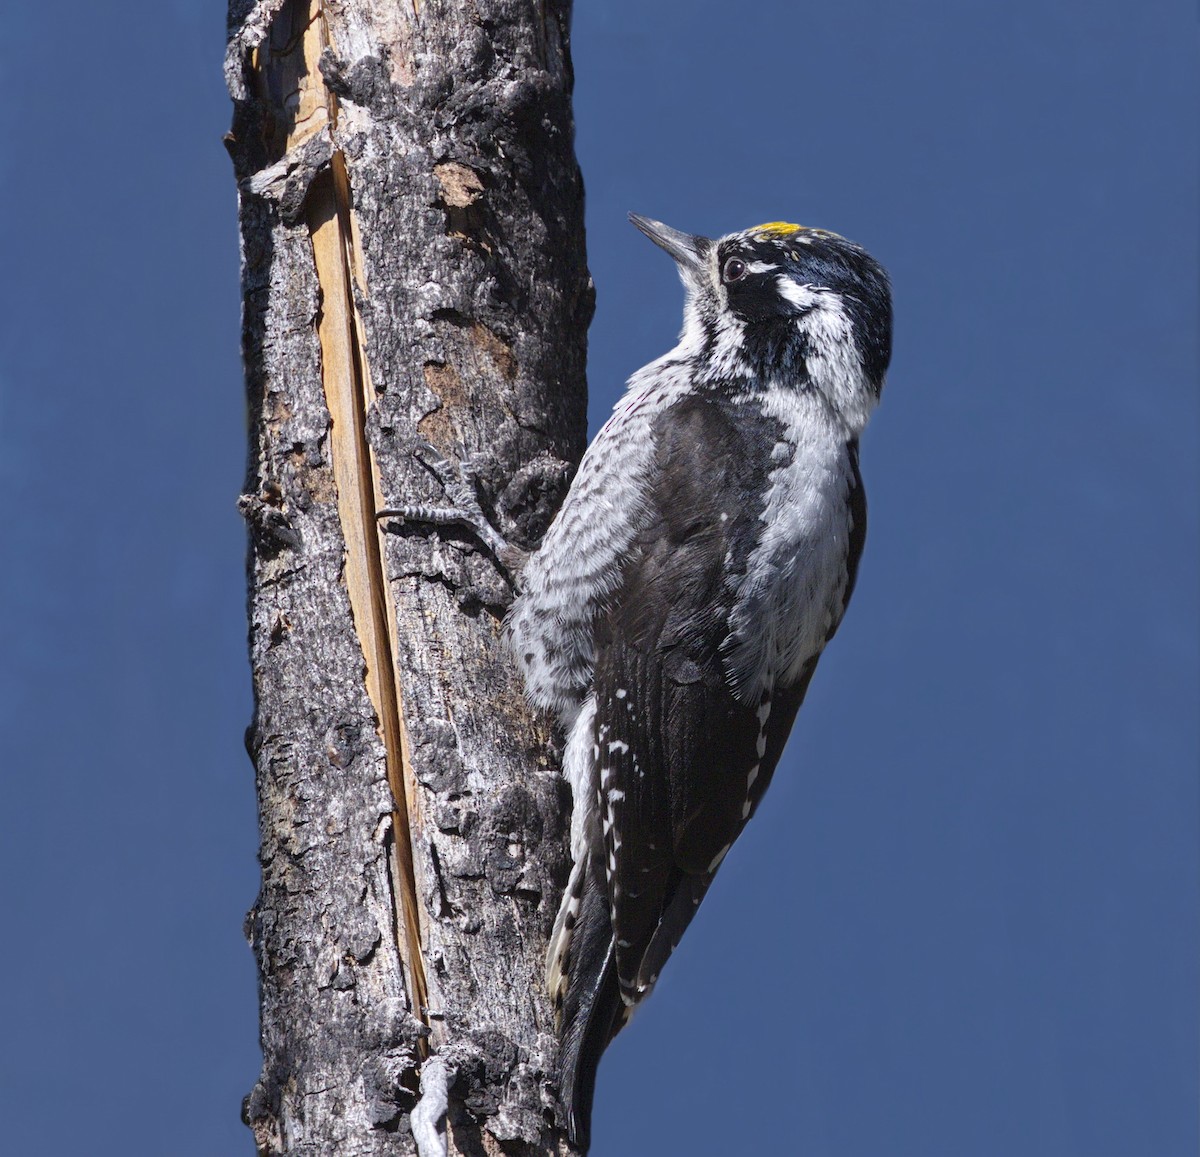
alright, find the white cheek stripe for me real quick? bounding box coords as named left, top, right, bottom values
left=774, top=277, right=826, bottom=311
left=774, top=278, right=876, bottom=434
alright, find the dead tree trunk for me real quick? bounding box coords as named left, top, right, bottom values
left=225, top=1, right=590, bottom=1152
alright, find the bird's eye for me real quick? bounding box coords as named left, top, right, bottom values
left=722, top=257, right=747, bottom=283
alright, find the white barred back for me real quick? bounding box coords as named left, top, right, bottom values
left=507, top=354, right=697, bottom=721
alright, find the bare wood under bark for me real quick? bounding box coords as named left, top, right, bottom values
left=226, top=1, right=591, bottom=1152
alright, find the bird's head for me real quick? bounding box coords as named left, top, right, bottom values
left=630, top=214, right=892, bottom=432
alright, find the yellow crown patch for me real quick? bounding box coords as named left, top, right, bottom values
left=750, top=221, right=803, bottom=237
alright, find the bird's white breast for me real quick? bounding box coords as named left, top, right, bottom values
left=722, top=388, right=856, bottom=701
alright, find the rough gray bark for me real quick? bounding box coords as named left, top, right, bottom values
left=225, top=1, right=591, bottom=1153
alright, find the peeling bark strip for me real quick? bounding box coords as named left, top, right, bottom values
left=226, top=0, right=591, bottom=1152
left=307, top=154, right=432, bottom=1033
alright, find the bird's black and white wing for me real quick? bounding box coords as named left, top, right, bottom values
left=592, top=393, right=816, bottom=1003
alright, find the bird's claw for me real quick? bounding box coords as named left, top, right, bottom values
left=378, top=442, right=514, bottom=565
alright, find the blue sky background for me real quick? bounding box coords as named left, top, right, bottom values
left=1, top=2, right=1196, bottom=1154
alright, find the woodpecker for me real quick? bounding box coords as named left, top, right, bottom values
left=505, top=215, right=892, bottom=1151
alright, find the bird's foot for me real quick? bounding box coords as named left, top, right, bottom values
left=378, top=442, right=525, bottom=580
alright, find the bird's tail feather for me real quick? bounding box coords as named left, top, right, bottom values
left=635, top=870, right=711, bottom=996
left=556, top=865, right=623, bottom=1153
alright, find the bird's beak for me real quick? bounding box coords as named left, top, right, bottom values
left=629, top=213, right=709, bottom=274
